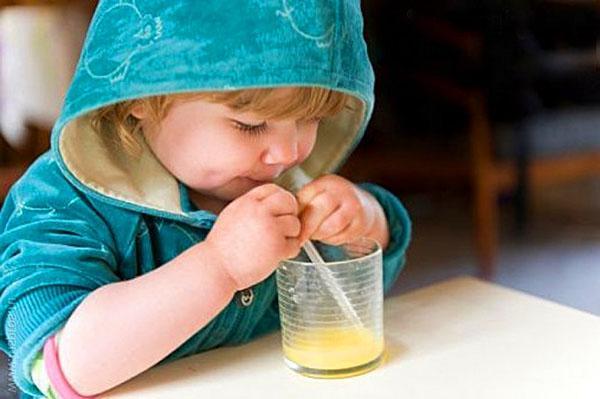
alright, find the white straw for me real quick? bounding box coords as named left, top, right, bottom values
left=302, top=241, right=364, bottom=328
left=278, top=168, right=363, bottom=329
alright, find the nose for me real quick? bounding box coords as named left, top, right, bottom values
left=261, top=129, right=299, bottom=167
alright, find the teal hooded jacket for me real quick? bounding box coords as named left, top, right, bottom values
left=0, top=1, right=411, bottom=397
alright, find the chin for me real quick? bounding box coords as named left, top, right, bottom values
left=213, top=181, right=257, bottom=201
left=191, top=176, right=267, bottom=202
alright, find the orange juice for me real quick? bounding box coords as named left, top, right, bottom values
left=283, top=327, right=384, bottom=378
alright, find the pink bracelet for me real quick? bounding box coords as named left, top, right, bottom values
left=43, top=335, right=96, bottom=398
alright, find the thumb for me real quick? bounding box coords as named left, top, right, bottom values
left=296, top=184, right=324, bottom=213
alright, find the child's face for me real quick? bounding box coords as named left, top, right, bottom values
left=138, top=90, right=319, bottom=202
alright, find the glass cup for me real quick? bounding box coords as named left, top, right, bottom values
left=276, top=238, right=384, bottom=378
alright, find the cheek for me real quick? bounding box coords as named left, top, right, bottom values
left=179, top=132, right=259, bottom=178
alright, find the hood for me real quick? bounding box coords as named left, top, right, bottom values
left=51, top=0, right=375, bottom=218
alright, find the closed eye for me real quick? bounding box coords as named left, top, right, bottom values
left=232, top=120, right=268, bottom=135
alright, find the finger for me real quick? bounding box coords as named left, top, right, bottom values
left=298, top=191, right=340, bottom=242
left=319, top=217, right=364, bottom=246
left=296, top=183, right=326, bottom=212
left=247, top=183, right=283, bottom=201
left=312, top=207, right=353, bottom=241
left=261, top=189, right=298, bottom=216
left=276, top=214, right=301, bottom=238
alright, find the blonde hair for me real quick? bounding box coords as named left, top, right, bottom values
left=90, top=87, right=351, bottom=156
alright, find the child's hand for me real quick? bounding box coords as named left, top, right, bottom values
left=296, top=175, right=387, bottom=247
left=204, top=184, right=301, bottom=290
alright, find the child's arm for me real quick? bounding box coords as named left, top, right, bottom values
left=58, top=241, right=236, bottom=396
left=58, top=183, right=300, bottom=396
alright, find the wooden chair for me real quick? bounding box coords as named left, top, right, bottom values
left=342, top=1, right=600, bottom=278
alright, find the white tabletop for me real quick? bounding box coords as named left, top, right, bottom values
left=102, top=277, right=600, bottom=399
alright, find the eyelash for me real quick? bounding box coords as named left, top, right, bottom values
left=233, top=121, right=268, bottom=135
left=233, top=117, right=322, bottom=136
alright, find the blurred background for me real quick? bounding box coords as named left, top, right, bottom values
left=0, top=0, right=599, bottom=397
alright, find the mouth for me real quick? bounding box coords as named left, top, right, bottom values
left=244, top=171, right=284, bottom=184
left=244, top=177, right=275, bottom=185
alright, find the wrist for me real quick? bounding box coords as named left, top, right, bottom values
left=193, top=241, right=239, bottom=293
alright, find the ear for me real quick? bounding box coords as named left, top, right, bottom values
left=130, top=102, right=147, bottom=119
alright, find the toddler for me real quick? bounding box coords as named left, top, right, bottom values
left=0, top=1, right=411, bottom=398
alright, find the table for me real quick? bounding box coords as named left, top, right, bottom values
left=102, top=277, right=600, bottom=398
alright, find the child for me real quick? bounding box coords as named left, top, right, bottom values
left=0, top=1, right=411, bottom=398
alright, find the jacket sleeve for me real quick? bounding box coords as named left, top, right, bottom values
left=359, top=183, right=412, bottom=294
left=0, top=184, right=120, bottom=397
